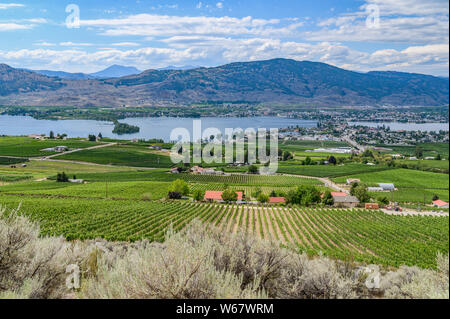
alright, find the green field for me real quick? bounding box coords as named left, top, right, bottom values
left=277, top=163, right=393, bottom=177
left=0, top=137, right=101, bottom=157
left=334, top=168, right=449, bottom=203
left=376, top=142, right=449, bottom=158
left=58, top=145, right=174, bottom=168
left=0, top=194, right=447, bottom=269
left=280, top=140, right=350, bottom=153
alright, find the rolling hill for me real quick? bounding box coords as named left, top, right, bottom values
left=0, top=59, right=448, bottom=107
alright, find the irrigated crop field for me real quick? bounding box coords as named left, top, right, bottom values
left=0, top=195, right=447, bottom=269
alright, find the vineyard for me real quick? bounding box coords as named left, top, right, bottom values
left=1, top=194, right=447, bottom=269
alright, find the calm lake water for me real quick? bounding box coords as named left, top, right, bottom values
left=0, top=115, right=317, bottom=141
left=349, top=121, right=449, bottom=132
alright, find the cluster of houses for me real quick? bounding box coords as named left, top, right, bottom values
left=170, top=166, right=229, bottom=176
left=203, top=191, right=286, bottom=205
left=41, top=146, right=69, bottom=153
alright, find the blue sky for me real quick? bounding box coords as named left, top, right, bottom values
left=0, top=0, right=448, bottom=75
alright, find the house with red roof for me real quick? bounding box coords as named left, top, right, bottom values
left=269, top=197, right=286, bottom=204
left=204, top=191, right=243, bottom=203
left=433, top=200, right=449, bottom=209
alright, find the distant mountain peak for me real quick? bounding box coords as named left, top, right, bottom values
left=90, top=65, right=141, bottom=78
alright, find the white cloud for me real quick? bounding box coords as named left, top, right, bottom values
left=0, top=23, right=30, bottom=31
left=0, top=3, right=24, bottom=10
left=216, top=2, right=223, bottom=9
left=59, top=42, right=93, bottom=47
left=79, top=14, right=302, bottom=37
left=111, top=42, right=141, bottom=47
left=2, top=39, right=447, bottom=76
left=308, top=0, right=449, bottom=44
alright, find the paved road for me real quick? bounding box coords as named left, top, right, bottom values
left=342, top=135, right=366, bottom=153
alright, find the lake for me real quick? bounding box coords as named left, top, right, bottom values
left=0, top=115, right=317, bottom=141
left=349, top=121, right=449, bottom=132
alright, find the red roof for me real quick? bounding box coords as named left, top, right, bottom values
left=433, top=200, right=449, bottom=207
left=269, top=197, right=286, bottom=203
left=204, top=191, right=243, bottom=201
left=331, top=192, right=348, bottom=197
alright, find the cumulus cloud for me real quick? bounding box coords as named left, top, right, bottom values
left=0, top=3, right=24, bottom=9
left=0, top=23, right=30, bottom=30
left=307, top=0, right=449, bottom=44
left=79, top=14, right=302, bottom=37
left=1, top=40, right=447, bottom=76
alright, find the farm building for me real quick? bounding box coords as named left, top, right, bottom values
left=269, top=197, right=286, bottom=204
left=368, top=187, right=384, bottom=192
left=365, top=203, right=380, bottom=210
left=204, top=191, right=243, bottom=203
left=150, top=145, right=162, bottom=150
left=346, top=178, right=360, bottom=185
left=433, top=200, right=449, bottom=209
left=333, top=195, right=360, bottom=208
left=378, top=183, right=395, bottom=191
left=68, top=179, right=84, bottom=184
left=42, top=146, right=69, bottom=152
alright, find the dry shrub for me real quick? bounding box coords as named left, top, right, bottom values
left=0, top=208, right=448, bottom=300
left=0, top=205, right=90, bottom=299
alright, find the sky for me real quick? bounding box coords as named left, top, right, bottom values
left=0, top=0, right=448, bottom=76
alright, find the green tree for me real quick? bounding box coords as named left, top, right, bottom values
left=305, top=156, right=312, bottom=165
left=257, top=193, right=269, bottom=203
left=328, top=156, right=337, bottom=165
left=414, top=146, right=423, bottom=159
left=377, top=196, right=389, bottom=206
left=168, top=179, right=190, bottom=196
left=350, top=182, right=359, bottom=196
left=192, top=189, right=205, bottom=201
left=435, top=154, right=441, bottom=161
left=432, top=194, right=439, bottom=201
left=222, top=189, right=238, bottom=203
left=322, top=191, right=334, bottom=206
left=49, top=131, right=55, bottom=139
left=88, top=134, right=97, bottom=142
left=354, top=185, right=370, bottom=203
left=248, top=165, right=258, bottom=174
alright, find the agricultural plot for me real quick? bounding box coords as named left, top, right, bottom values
left=76, top=170, right=322, bottom=186
left=280, top=140, right=350, bottom=153
left=0, top=180, right=169, bottom=200
left=0, top=137, right=100, bottom=157
left=0, top=157, right=28, bottom=165
left=58, top=145, right=174, bottom=168
left=375, top=142, right=449, bottom=158
left=277, top=163, right=393, bottom=178
left=334, top=168, right=449, bottom=203
left=0, top=195, right=447, bottom=269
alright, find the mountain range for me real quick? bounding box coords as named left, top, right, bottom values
left=23, top=64, right=142, bottom=80
left=1, top=59, right=448, bottom=108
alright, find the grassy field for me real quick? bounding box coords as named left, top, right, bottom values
left=0, top=195, right=447, bottom=269
left=58, top=145, right=174, bottom=168
left=0, top=157, right=29, bottom=165
left=376, top=142, right=449, bottom=158
left=279, top=140, right=350, bottom=153
left=0, top=137, right=101, bottom=157
left=334, top=168, right=449, bottom=203
left=277, top=163, right=393, bottom=177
